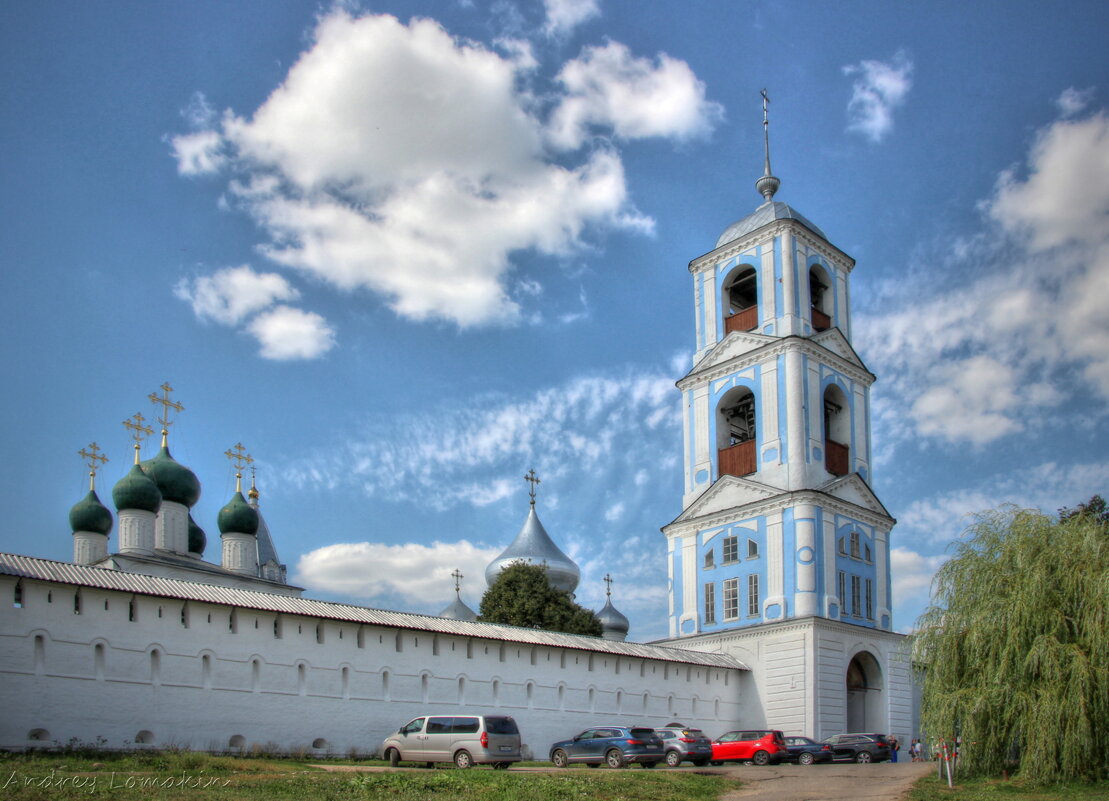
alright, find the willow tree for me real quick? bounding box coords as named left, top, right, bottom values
left=912, top=504, right=1109, bottom=783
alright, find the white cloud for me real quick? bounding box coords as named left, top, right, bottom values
left=172, top=11, right=710, bottom=331
left=858, top=110, right=1109, bottom=445
left=543, top=0, right=600, bottom=37
left=604, top=502, right=624, bottom=521
left=842, top=50, right=913, bottom=142
left=548, top=41, right=723, bottom=150
left=247, top=305, right=336, bottom=360
left=890, top=547, right=948, bottom=608
left=1056, top=86, right=1095, bottom=118
left=295, top=540, right=499, bottom=610
left=174, top=265, right=300, bottom=326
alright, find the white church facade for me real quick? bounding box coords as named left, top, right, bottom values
left=0, top=101, right=916, bottom=757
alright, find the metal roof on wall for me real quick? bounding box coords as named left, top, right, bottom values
left=0, top=552, right=745, bottom=670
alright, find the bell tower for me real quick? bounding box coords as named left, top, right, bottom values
left=660, top=94, right=914, bottom=742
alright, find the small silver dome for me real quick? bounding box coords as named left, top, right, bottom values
left=597, top=597, right=630, bottom=641
left=438, top=595, right=478, bottom=621
left=486, top=505, right=580, bottom=594
left=716, top=201, right=826, bottom=250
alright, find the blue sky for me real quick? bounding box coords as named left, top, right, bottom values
left=2, top=0, right=1107, bottom=641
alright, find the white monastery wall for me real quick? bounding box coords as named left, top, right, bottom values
left=0, top=574, right=743, bottom=757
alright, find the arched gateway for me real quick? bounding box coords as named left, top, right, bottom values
left=846, top=651, right=884, bottom=732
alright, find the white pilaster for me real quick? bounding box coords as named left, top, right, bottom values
left=73, top=532, right=108, bottom=565
left=118, top=509, right=155, bottom=555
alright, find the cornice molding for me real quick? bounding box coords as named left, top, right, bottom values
left=653, top=615, right=906, bottom=651
left=678, top=334, right=875, bottom=390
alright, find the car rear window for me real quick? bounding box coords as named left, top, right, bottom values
left=484, top=716, right=518, bottom=735
left=630, top=728, right=656, bottom=738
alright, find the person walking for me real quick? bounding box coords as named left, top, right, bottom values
left=889, top=736, right=900, bottom=763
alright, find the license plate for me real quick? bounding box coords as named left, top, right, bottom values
left=499, top=746, right=513, bottom=752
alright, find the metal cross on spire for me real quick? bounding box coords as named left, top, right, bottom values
left=248, top=464, right=259, bottom=501
left=451, top=568, right=464, bottom=596
left=224, top=442, right=253, bottom=493
left=122, top=412, right=154, bottom=464
left=147, top=382, right=184, bottom=445
left=756, top=89, right=781, bottom=202
left=77, top=443, right=109, bottom=491
left=603, top=573, right=613, bottom=599
left=524, top=468, right=541, bottom=506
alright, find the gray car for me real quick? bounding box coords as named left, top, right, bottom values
left=654, top=726, right=714, bottom=767
left=381, top=714, right=522, bottom=768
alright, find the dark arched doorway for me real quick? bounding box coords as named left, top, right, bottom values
left=846, top=651, right=883, bottom=732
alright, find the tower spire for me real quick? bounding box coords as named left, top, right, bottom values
left=756, top=89, right=780, bottom=202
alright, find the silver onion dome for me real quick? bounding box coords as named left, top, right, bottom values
left=597, top=597, right=630, bottom=642
left=438, top=595, right=478, bottom=621
left=485, top=504, right=580, bottom=594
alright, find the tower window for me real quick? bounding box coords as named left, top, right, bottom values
left=823, top=385, right=850, bottom=476
left=723, top=266, right=758, bottom=334
left=722, top=536, right=738, bottom=564
left=747, top=574, right=760, bottom=617
left=747, top=539, right=759, bottom=559
left=850, top=531, right=860, bottom=559
left=851, top=575, right=861, bottom=616
left=810, top=265, right=832, bottom=331
left=866, top=579, right=874, bottom=620
left=717, top=388, right=757, bottom=477
left=838, top=571, right=846, bottom=607
left=703, top=550, right=714, bottom=569
left=722, top=578, right=739, bottom=621
left=703, top=583, right=716, bottom=624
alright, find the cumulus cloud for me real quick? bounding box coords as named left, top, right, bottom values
left=842, top=50, right=913, bottom=142
left=548, top=41, right=724, bottom=150
left=543, top=0, right=600, bottom=37
left=174, top=265, right=300, bottom=326
left=857, top=109, right=1109, bottom=445
left=247, top=305, right=336, bottom=360
left=890, top=547, right=948, bottom=625
left=296, top=539, right=499, bottom=611
left=171, top=11, right=713, bottom=331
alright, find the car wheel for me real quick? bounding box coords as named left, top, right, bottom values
left=752, top=750, right=770, bottom=766
left=551, top=749, right=569, bottom=769
left=710, top=761, right=723, bottom=767
left=605, top=749, right=625, bottom=769
left=454, top=750, right=473, bottom=769
left=855, top=751, right=872, bottom=764
left=799, top=752, right=814, bottom=766
left=665, top=750, right=683, bottom=768
left=692, top=759, right=709, bottom=767
left=386, top=748, right=400, bottom=768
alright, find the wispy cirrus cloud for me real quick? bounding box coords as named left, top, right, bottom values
left=842, top=50, right=913, bottom=142
left=543, top=0, right=600, bottom=37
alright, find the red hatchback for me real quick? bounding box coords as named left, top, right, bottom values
left=710, top=730, right=788, bottom=765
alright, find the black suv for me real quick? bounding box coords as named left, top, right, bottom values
left=822, top=733, right=891, bottom=763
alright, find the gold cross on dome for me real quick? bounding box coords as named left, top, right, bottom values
left=77, top=443, right=109, bottom=490
left=451, top=569, right=464, bottom=594
left=604, top=573, right=613, bottom=599
left=148, top=382, right=184, bottom=438
left=122, top=412, right=154, bottom=463
left=524, top=468, right=540, bottom=505
left=224, top=442, right=253, bottom=493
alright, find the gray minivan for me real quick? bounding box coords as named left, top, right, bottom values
left=381, top=715, right=522, bottom=769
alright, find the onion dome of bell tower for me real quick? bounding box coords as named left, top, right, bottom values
left=485, top=470, right=580, bottom=595
left=70, top=444, right=113, bottom=535
left=113, top=459, right=162, bottom=513
left=596, top=573, right=630, bottom=642
left=438, top=568, right=479, bottom=621
left=139, top=383, right=200, bottom=507
left=217, top=449, right=259, bottom=536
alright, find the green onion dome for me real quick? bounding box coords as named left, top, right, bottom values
left=218, top=491, right=259, bottom=536
left=112, top=463, right=163, bottom=514
left=140, top=445, right=201, bottom=508
left=188, top=514, right=207, bottom=554
left=69, top=490, right=113, bottom=535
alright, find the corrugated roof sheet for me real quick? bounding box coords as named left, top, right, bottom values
left=0, top=552, right=745, bottom=670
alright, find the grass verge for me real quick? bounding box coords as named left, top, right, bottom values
left=0, top=751, right=740, bottom=801
left=909, top=774, right=1109, bottom=801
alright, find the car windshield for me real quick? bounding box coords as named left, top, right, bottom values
left=485, top=717, right=518, bottom=735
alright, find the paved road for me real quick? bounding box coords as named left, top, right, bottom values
left=713, top=761, right=935, bottom=801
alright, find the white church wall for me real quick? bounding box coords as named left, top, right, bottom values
left=0, top=575, right=744, bottom=756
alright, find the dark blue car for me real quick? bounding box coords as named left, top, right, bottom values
left=549, top=725, right=664, bottom=768
left=782, top=736, right=833, bottom=765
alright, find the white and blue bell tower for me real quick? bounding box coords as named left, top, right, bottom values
left=661, top=96, right=912, bottom=740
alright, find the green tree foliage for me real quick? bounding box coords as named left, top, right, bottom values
left=1058, top=494, right=1109, bottom=528
left=479, top=561, right=603, bottom=636
left=912, top=505, right=1109, bottom=783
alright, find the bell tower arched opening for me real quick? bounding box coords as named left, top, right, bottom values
left=809, top=265, right=832, bottom=331
left=846, top=651, right=883, bottom=732
left=717, top=387, right=756, bottom=477
left=823, top=384, right=850, bottom=476
left=722, top=265, right=758, bottom=335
